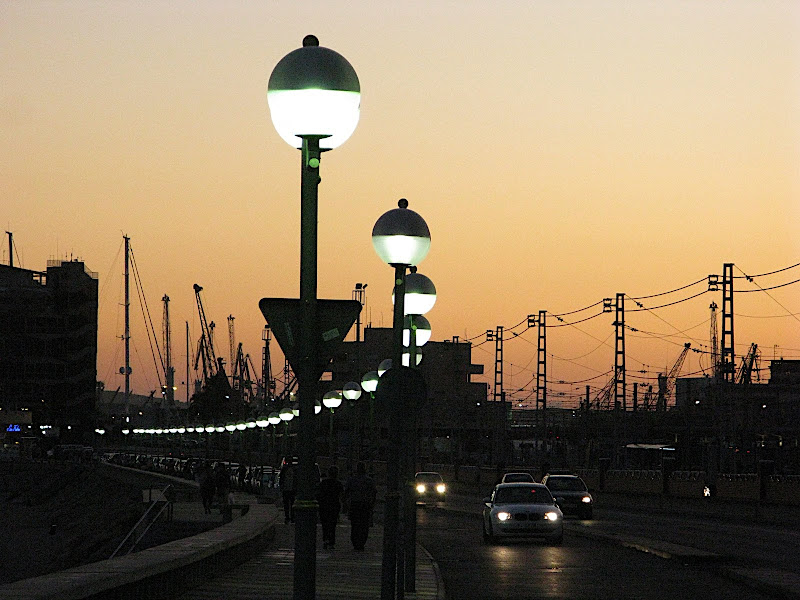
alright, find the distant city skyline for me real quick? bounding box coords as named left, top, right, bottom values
left=2, top=2, right=798, bottom=408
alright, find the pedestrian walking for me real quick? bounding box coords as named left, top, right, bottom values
left=343, top=462, right=376, bottom=551
left=214, top=462, right=230, bottom=513
left=317, top=465, right=344, bottom=549
left=279, top=461, right=297, bottom=523
left=197, top=461, right=215, bottom=514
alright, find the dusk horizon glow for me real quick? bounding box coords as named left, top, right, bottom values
left=2, top=2, right=798, bottom=410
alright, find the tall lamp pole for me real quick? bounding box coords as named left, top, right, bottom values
left=360, top=370, right=379, bottom=470
left=343, top=381, right=363, bottom=472
left=372, top=199, right=431, bottom=599
left=400, top=304, right=434, bottom=592
left=267, top=35, right=360, bottom=600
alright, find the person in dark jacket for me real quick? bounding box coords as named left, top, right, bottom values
left=343, top=462, right=377, bottom=551
left=197, top=461, right=215, bottom=514
left=279, top=462, right=297, bottom=523
left=317, top=465, right=344, bottom=549
left=214, top=463, right=230, bottom=512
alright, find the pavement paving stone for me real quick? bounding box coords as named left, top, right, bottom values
left=175, top=519, right=445, bottom=600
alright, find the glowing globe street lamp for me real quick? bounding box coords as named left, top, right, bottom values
left=279, top=407, right=294, bottom=456
left=268, top=411, right=282, bottom=462
left=403, top=314, right=431, bottom=347
left=361, top=370, right=380, bottom=467
left=372, top=198, right=430, bottom=598
left=343, top=381, right=362, bottom=470
left=378, top=358, right=393, bottom=377
left=268, top=35, right=360, bottom=600
left=322, top=390, right=343, bottom=459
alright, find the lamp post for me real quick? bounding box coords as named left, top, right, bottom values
left=279, top=407, right=294, bottom=457
left=343, top=381, right=362, bottom=472
left=372, top=198, right=430, bottom=599
left=268, top=34, right=359, bottom=600
left=361, top=371, right=379, bottom=469
left=322, top=390, right=343, bottom=461
left=398, top=279, right=435, bottom=593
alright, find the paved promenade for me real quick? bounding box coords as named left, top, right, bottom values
left=174, top=510, right=444, bottom=600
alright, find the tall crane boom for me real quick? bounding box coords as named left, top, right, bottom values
left=193, top=284, right=220, bottom=381
left=657, top=343, right=691, bottom=411
left=736, top=343, right=760, bottom=385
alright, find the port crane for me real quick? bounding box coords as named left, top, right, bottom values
left=656, top=343, right=691, bottom=411
left=188, top=284, right=234, bottom=422
left=736, top=343, right=760, bottom=385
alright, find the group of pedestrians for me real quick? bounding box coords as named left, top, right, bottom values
left=279, top=461, right=377, bottom=551
left=195, top=460, right=233, bottom=515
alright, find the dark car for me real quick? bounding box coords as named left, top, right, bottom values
left=414, top=471, right=447, bottom=504
left=541, top=474, right=593, bottom=519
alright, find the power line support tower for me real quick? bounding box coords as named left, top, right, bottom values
left=493, top=326, right=503, bottom=403
left=613, top=293, right=626, bottom=412
left=487, top=326, right=504, bottom=465
left=721, top=263, right=735, bottom=382
left=710, top=302, right=719, bottom=379
left=535, top=311, right=547, bottom=441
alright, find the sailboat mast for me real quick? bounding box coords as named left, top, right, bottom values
left=6, top=231, right=12, bottom=267
left=123, top=235, right=131, bottom=415
left=163, top=294, right=174, bottom=406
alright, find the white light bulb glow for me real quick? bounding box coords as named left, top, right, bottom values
left=268, top=89, right=360, bottom=149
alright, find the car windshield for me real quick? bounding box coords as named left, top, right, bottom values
left=494, top=486, right=553, bottom=504
left=546, top=478, right=587, bottom=492
left=416, top=473, right=443, bottom=484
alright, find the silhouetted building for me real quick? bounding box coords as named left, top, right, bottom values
left=0, top=260, right=98, bottom=443
left=327, top=327, right=492, bottom=464
left=675, top=361, right=800, bottom=473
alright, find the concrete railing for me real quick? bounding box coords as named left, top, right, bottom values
left=5, top=464, right=278, bottom=600
left=7, top=503, right=276, bottom=600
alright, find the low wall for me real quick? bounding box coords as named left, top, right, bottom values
left=430, top=462, right=800, bottom=508
left=4, top=463, right=277, bottom=600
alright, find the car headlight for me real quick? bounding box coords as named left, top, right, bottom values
left=581, top=496, right=592, bottom=504
left=497, top=511, right=511, bottom=521
left=544, top=511, right=560, bottom=521
left=416, top=484, right=426, bottom=494
left=436, top=483, right=446, bottom=494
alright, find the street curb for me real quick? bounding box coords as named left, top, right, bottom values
left=712, top=566, right=800, bottom=600
left=416, top=542, right=448, bottom=600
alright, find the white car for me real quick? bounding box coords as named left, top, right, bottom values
left=500, top=472, right=536, bottom=483
left=483, top=483, right=564, bottom=545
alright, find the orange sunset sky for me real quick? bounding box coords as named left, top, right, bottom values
left=2, top=1, right=798, bottom=409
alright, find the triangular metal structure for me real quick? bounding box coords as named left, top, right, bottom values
left=258, top=298, right=361, bottom=382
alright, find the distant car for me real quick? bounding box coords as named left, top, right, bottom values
left=501, top=472, right=536, bottom=484
left=414, top=472, right=447, bottom=504
left=483, top=483, right=563, bottom=545
left=541, top=474, right=593, bottom=519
